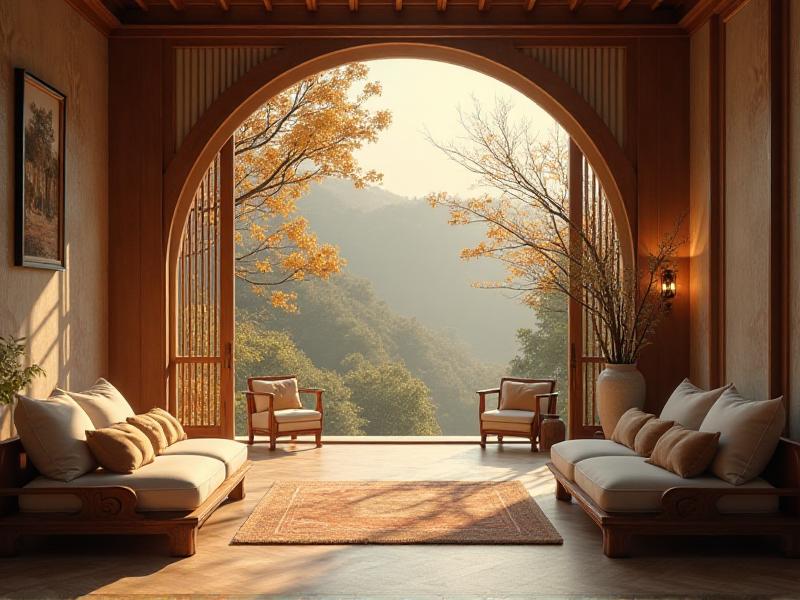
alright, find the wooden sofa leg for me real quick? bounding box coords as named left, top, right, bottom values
left=229, top=479, right=246, bottom=501
left=247, top=432, right=254, bottom=445
left=0, top=533, right=19, bottom=557
left=168, top=525, right=197, bottom=558
left=480, top=434, right=487, bottom=449
left=555, top=480, right=572, bottom=502
left=602, top=528, right=631, bottom=558
left=269, top=434, right=277, bottom=451
left=315, top=433, right=322, bottom=448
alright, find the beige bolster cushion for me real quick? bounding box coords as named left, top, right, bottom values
left=86, top=423, right=155, bottom=474
left=147, top=408, right=187, bottom=445
left=646, top=425, right=721, bottom=478
left=127, top=414, right=169, bottom=454
left=633, top=417, right=675, bottom=458
left=611, top=408, right=654, bottom=449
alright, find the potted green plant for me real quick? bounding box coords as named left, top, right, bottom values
left=0, top=336, right=45, bottom=440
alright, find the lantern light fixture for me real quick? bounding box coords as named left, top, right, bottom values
left=661, top=269, right=676, bottom=301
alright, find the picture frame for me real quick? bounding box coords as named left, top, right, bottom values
left=14, top=69, right=66, bottom=271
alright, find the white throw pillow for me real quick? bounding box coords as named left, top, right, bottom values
left=14, top=392, right=97, bottom=482
left=699, top=386, right=785, bottom=485
left=659, top=378, right=731, bottom=430
left=58, top=378, right=135, bottom=428
left=499, top=380, right=553, bottom=412
left=251, top=378, right=303, bottom=412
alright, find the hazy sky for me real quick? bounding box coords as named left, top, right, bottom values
left=353, top=58, right=558, bottom=199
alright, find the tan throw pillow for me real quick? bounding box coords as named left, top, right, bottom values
left=699, top=386, right=785, bottom=485
left=127, top=414, right=168, bottom=454
left=611, top=408, right=654, bottom=449
left=14, top=392, right=97, bottom=482
left=659, top=378, right=731, bottom=430
left=251, top=378, right=303, bottom=412
left=633, top=417, right=675, bottom=457
left=58, top=378, right=135, bottom=429
left=646, top=425, right=721, bottom=478
left=146, top=408, right=185, bottom=446
left=86, top=423, right=155, bottom=474
left=498, top=380, right=552, bottom=412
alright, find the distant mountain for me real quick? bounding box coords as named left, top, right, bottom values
left=296, top=178, right=534, bottom=364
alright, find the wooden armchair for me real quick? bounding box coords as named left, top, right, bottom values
left=244, top=376, right=324, bottom=450
left=478, top=377, right=558, bottom=451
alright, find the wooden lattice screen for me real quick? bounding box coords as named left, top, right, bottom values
left=568, top=140, right=623, bottom=439
left=171, top=138, right=235, bottom=438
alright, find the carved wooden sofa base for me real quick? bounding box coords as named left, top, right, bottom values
left=0, top=439, right=251, bottom=557
left=547, top=438, right=800, bottom=558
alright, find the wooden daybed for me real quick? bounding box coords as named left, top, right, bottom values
left=548, top=437, right=800, bottom=557
left=0, top=437, right=250, bottom=557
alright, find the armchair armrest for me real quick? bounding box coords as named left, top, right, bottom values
left=476, top=388, right=500, bottom=396
left=476, top=388, right=500, bottom=415
left=660, top=486, right=800, bottom=520
left=0, top=486, right=141, bottom=520
left=243, top=390, right=274, bottom=415
left=299, top=388, right=324, bottom=414
left=535, top=392, right=559, bottom=417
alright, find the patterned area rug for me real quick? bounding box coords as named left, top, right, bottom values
left=231, top=480, right=562, bottom=545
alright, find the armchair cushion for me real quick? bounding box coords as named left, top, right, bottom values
left=274, top=408, right=322, bottom=423
left=57, top=378, right=135, bottom=429
left=574, top=456, right=778, bottom=514
left=251, top=411, right=321, bottom=432
left=251, top=378, right=302, bottom=412
left=499, top=380, right=552, bottom=412
left=481, top=409, right=535, bottom=424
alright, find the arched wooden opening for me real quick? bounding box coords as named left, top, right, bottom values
left=165, top=42, right=636, bottom=439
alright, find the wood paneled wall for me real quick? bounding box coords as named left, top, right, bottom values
left=689, top=0, right=796, bottom=438
left=108, top=34, right=691, bottom=419
left=521, top=47, right=626, bottom=149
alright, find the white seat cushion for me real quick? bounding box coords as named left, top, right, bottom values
left=19, top=455, right=226, bottom=513
left=161, top=438, right=247, bottom=477
left=574, top=456, right=778, bottom=514
left=274, top=409, right=321, bottom=423
left=251, top=411, right=321, bottom=432
left=481, top=410, right=535, bottom=433
left=550, top=439, right=637, bottom=481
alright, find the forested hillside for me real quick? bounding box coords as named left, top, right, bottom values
left=236, top=273, right=506, bottom=435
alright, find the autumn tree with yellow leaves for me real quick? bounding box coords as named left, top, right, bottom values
left=234, top=63, right=391, bottom=311
left=429, top=100, right=681, bottom=364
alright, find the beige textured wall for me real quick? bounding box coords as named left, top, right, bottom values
left=723, top=0, right=771, bottom=400
left=790, top=0, right=800, bottom=438
left=0, top=0, right=108, bottom=397
left=689, top=23, right=711, bottom=389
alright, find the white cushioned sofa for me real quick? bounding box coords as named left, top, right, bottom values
left=0, top=380, right=250, bottom=557
left=548, top=380, right=800, bottom=557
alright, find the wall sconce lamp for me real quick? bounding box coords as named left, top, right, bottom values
left=661, top=269, right=677, bottom=305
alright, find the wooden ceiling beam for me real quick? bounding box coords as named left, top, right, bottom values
left=616, top=0, right=632, bottom=10
left=437, top=0, right=447, bottom=12
left=305, top=0, right=318, bottom=11
left=349, top=0, right=359, bottom=11
left=651, top=0, right=664, bottom=9
left=62, top=0, right=121, bottom=34
left=568, top=0, right=584, bottom=11
left=262, top=0, right=273, bottom=10
left=478, top=0, right=489, bottom=10
left=168, top=0, right=185, bottom=10
left=524, top=0, right=537, bottom=10
left=133, top=0, right=149, bottom=10
left=218, top=0, right=231, bottom=10
left=395, top=0, right=403, bottom=10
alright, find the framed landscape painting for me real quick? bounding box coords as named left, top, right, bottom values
left=14, top=69, right=66, bottom=270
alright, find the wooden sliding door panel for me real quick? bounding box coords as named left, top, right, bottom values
left=172, top=137, right=234, bottom=438
left=568, top=140, right=622, bottom=439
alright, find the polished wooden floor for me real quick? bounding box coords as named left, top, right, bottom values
left=1, top=441, right=798, bottom=598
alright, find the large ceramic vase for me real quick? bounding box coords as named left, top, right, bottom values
left=596, top=363, right=646, bottom=438
left=0, top=402, right=15, bottom=441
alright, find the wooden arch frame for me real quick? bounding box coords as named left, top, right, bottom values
left=162, top=40, right=639, bottom=434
